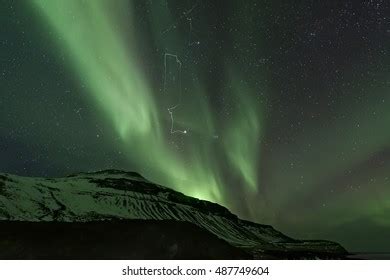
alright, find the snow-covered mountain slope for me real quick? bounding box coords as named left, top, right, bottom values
left=0, top=170, right=347, bottom=258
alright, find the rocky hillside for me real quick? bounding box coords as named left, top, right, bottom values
left=0, top=170, right=347, bottom=259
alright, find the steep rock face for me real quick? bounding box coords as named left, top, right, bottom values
left=0, top=170, right=347, bottom=259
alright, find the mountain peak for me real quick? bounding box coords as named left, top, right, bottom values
left=67, top=169, right=145, bottom=179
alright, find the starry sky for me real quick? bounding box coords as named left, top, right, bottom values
left=0, top=0, right=389, bottom=253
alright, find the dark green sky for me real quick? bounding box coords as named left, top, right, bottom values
left=0, top=0, right=389, bottom=253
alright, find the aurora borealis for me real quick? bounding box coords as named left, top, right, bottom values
left=0, top=0, right=389, bottom=253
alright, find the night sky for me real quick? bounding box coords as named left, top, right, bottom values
left=1, top=0, right=389, bottom=253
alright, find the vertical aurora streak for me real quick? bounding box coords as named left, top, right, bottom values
left=31, top=0, right=262, bottom=210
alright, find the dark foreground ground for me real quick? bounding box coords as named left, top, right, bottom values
left=0, top=220, right=250, bottom=259
left=0, top=220, right=355, bottom=260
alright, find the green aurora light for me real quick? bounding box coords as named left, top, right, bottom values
left=31, top=0, right=262, bottom=214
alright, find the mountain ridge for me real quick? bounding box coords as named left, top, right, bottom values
left=0, top=170, right=347, bottom=259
